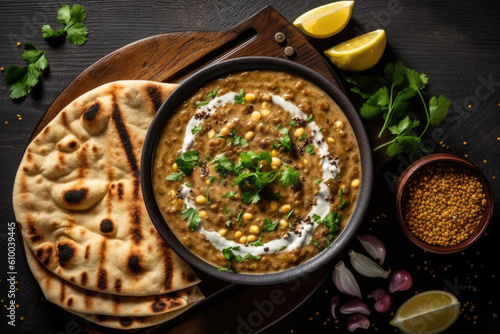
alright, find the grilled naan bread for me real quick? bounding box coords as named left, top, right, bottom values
left=13, top=81, right=200, bottom=296
left=66, top=303, right=199, bottom=330
left=24, top=246, right=204, bottom=317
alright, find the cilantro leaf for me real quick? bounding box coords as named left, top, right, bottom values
left=338, top=188, right=350, bottom=210
left=221, top=246, right=260, bottom=272
left=405, top=67, right=428, bottom=92
left=286, top=210, right=295, bottom=220
left=279, top=166, right=300, bottom=188
left=263, top=217, right=279, bottom=232
left=322, top=212, right=340, bottom=236
left=384, top=60, right=406, bottom=87
left=235, top=89, right=245, bottom=104
left=5, top=43, right=48, bottom=99
left=240, top=150, right=271, bottom=170
left=191, top=125, right=202, bottom=135
left=210, top=153, right=235, bottom=171
left=305, top=144, right=315, bottom=155
left=275, top=129, right=292, bottom=151
left=249, top=237, right=264, bottom=247
left=279, top=245, right=287, bottom=251
left=311, top=239, right=322, bottom=249
left=428, top=95, right=451, bottom=127
left=181, top=206, right=200, bottom=231
left=175, top=150, right=200, bottom=175
left=43, top=4, right=88, bottom=45
left=204, top=89, right=218, bottom=100
left=306, top=114, right=314, bottom=123
left=360, top=86, right=389, bottom=118
left=165, top=172, right=184, bottom=182
left=230, top=129, right=249, bottom=147
left=241, top=188, right=261, bottom=204
left=205, top=187, right=211, bottom=205
left=386, top=135, right=422, bottom=157
left=221, top=191, right=237, bottom=198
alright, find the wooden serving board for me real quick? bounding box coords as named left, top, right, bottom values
left=26, top=6, right=379, bottom=334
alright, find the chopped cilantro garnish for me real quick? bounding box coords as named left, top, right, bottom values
left=286, top=210, right=295, bottom=220
left=222, top=191, right=237, bottom=198
left=275, top=128, right=292, bottom=151
left=206, top=155, right=212, bottom=161
left=311, top=239, right=322, bottom=249
left=306, top=114, right=314, bottom=123
left=185, top=183, right=193, bottom=187
left=305, top=144, right=315, bottom=155
left=220, top=246, right=260, bottom=272
left=215, top=133, right=226, bottom=139
left=237, top=209, right=245, bottom=226
left=338, top=188, right=350, bottom=210
left=279, top=245, right=287, bottom=251
left=235, top=89, right=245, bottom=104
left=204, top=88, right=218, bottom=100
left=223, top=205, right=230, bottom=217
left=196, top=88, right=218, bottom=107
left=205, top=187, right=211, bottom=205
left=196, top=101, right=210, bottom=107
left=297, top=133, right=307, bottom=141
left=225, top=220, right=232, bottom=228
left=312, top=214, right=321, bottom=223
left=240, top=150, right=271, bottom=171
left=275, top=124, right=282, bottom=131
left=191, top=125, right=203, bottom=135
left=249, top=236, right=264, bottom=247
left=42, top=4, right=88, bottom=45
left=314, top=179, right=323, bottom=185
left=279, top=166, right=300, bottom=188
left=230, top=129, right=249, bottom=147
left=165, top=172, right=184, bottom=182
left=208, top=175, right=215, bottom=183
left=321, top=212, right=341, bottom=246
left=272, top=193, right=281, bottom=201
left=181, top=206, right=200, bottom=231
left=289, top=120, right=297, bottom=127
left=175, top=150, right=200, bottom=175
left=263, top=217, right=279, bottom=232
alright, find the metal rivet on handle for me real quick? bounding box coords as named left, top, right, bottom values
left=284, top=46, right=295, bottom=57
left=275, top=32, right=286, bottom=43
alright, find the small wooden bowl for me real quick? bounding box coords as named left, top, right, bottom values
left=395, top=153, right=493, bottom=254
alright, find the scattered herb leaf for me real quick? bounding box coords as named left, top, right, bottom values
left=235, top=89, right=245, bottom=104
left=181, top=206, right=200, bottom=231
left=191, top=125, right=203, bottom=135
left=222, top=191, right=237, bottom=198
left=263, top=217, right=279, bottom=232
left=42, top=4, right=88, bottom=45
left=165, top=172, right=184, bottom=182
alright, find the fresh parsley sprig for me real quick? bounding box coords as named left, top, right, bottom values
left=42, top=4, right=88, bottom=45
left=218, top=246, right=260, bottom=272
left=345, top=61, right=450, bottom=157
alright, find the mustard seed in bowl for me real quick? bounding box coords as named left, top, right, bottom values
left=402, top=162, right=487, bottom=247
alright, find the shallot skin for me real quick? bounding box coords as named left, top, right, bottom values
left=389, top=270, right=413, bottom=293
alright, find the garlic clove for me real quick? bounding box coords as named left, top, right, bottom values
left=349, top=249, right=390, bottom=278
left=357, top=234, right=386, bottom=264
left=330, top=294, right=341, bottom=319
left=346, top=314, right=370, bottom=332
left=332, top=261, right=363, bottom=299
left=340, top=299, right=371, bottom=316
left=367, top=288, right=391, bottom=313
left=389, top=270, right=413, bottom=293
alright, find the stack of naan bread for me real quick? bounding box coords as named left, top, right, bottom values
left=13, top=81, right=204, bottom=330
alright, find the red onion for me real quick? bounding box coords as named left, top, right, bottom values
left=346, top=314, right=370, bottom=332
left=340, top=299, right=371, bottom=316
left=357, top=234, right=386, bottom=264
left=332, top=261, right=362, bottom=299
left=330, top=295, right=341, bottom=319
left=389, top=270, right=413, bottom=293
left=367, top=288, right=391, bottom=313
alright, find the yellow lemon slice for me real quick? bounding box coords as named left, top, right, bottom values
left=390, top=290, right=460, bottom=334
left=293, top=1, right=354, bottom=39
left=324, top=29, right=387, bottom=71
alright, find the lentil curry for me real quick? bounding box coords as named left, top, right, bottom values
left=402, top=162, right=487, bottom=247
left=153, top=70, right=361, bottom=273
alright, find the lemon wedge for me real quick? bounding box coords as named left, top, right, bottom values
left=293, top=1, right=354, bottom=39
left=324, top=29, right=386, bottom=71
left=390, top=290, right=460, bottom=334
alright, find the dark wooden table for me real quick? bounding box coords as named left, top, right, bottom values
left=1, top=1, right=499, bottom=333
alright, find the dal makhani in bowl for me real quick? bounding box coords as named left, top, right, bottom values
left=142, top=58, right=372, bottom=284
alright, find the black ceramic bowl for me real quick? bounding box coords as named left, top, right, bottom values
left=141, top=57, right=373, bottom=285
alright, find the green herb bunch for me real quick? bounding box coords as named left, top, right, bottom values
left=345, top=61, right=451, bottom=156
